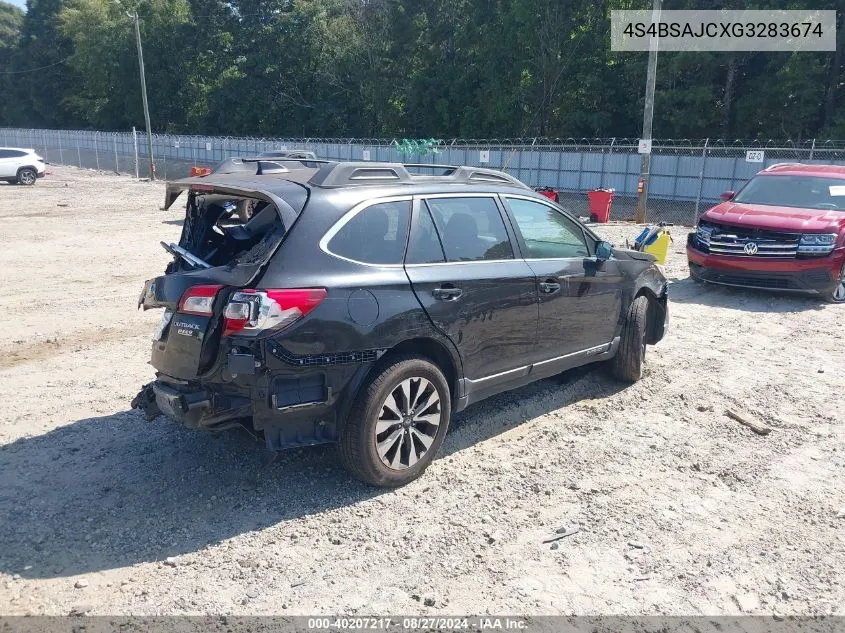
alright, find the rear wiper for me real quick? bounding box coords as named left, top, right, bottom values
left=160, top=241, right=212, bottom=269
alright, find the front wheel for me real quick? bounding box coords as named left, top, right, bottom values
left=610, top=295, right=649, bottom=382
left=338, top=356, right=451, bottom=487
left=824, top=263, right=845, bottom=303
left=17, top=168, right=37, bottom=185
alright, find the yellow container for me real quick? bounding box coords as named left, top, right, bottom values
left=643, top=232, right=671, bottom=264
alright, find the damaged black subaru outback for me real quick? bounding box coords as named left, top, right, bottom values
left=133, top=161, right=668, bottom=487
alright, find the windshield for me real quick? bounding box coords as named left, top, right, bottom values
left=733, top=175, right=845, bottom=210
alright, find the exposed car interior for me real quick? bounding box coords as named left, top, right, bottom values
left=164, top=193, right=285, bottom=272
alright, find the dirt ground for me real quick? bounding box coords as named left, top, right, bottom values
left=0, top=165, right=843, bottom=617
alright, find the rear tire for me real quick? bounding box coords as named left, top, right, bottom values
left=236, top=199, right=255, bottom=222
left=338, top=355, right=451, bottom=487
left=610, top=295, right=649, bottom=382
left=17, top=168, right=37, bottom=186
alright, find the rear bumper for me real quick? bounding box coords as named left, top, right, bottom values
left=687, top=234, right=843, bottom=294
left=132, top=380, right=252, bottom=431
left=132, top=359, right=356, bottom=448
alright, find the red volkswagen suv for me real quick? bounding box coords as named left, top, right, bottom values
left=687, top=163, right=845, bottom=303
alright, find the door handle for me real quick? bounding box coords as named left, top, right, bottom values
left=538, top=280, right=561, bottom=294
left=432, top=286, right=463, bottom=300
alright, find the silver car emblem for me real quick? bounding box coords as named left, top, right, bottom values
left=744, top=242, right=759, bottom=255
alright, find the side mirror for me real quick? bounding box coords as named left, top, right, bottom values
left=720, top=190, right=736, bottom=201
left=595, top=241, right=613, bottom=261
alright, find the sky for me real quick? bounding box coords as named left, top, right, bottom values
left=7, top=0, right=27, bottom=10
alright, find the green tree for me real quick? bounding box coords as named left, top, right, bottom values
left=0, top=1, right=24, bottom=49
left=2, top=0, right=79, bottom=127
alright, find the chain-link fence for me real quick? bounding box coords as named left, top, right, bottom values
left=4, top=127, right=845, bottom=225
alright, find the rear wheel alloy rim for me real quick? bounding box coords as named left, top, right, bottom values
left=833, top=265, right=845, bottom=302
left=20, top=170, right=35, bottom=184
left=375, top=377, right=441, bottom=471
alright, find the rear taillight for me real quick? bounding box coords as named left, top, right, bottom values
left=178, top=284, right=223, bottom=316
left=224, top=288, right=327, bottom=336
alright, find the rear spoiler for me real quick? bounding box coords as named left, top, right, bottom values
left=160, top=180, right=301, bottom=229
left=163, top=182, right=184, bottom=210
left=163, top=160, right=323, bottom=210
left=162, top=179, right=264, bottom=211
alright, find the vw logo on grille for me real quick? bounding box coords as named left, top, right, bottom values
left=744, top=242, right=759, bottom=255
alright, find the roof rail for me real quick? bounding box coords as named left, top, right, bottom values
left=307, top=162, right=529, bottom=189
left=238, top=156, right=331, bottom=175
left=763, top=162, right=805, bottom=171
left=240, top=157, right=332, bottom=164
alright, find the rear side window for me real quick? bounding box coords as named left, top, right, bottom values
left=327, top=200, right=411, bottom=265
left=0, top=150, right=11, bottom=158
left=425, top=197, right=513, bottom=262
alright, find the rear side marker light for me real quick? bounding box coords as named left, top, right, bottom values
left=178, top=284, right=223, bottom=316
left=224, top=288, right=327, bottom=336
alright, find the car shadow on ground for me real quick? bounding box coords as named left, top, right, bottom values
left=0, top=365, right=620, bottom=579
left=160, top=219, right=184, bottom=226
left=667, top=275, right=828, bottom=313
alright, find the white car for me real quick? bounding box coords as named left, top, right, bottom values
left=0, top=148, right=46, bottom=185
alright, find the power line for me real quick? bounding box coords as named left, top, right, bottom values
left=0, top=55, right=73, bottom=74
left=10, top=9, right=285, bottom=28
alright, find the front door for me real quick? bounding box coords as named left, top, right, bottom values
left=0, top=150, right=15, bottom=178
left=501, top=195, right=624, bottom=362
left=404, top=195, right=538, bottom=387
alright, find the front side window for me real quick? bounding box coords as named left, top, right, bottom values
left=327, top=200, right=411, bottom=265
left=425, top=197, right=513, bottom=262
left=506, top=198, right=590, bottom=259
left=734, top=175, right=845, bottom=211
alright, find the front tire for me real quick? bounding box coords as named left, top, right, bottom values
left=17, top=168, right=37, bottom=186
left=338, top=355, right=451, bottom=487
left=610, top=295, right=649, bottom=382
left=824, top=263, right=845, bottom=303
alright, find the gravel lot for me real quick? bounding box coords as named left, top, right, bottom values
left=1, top=166, right=843, bottom=617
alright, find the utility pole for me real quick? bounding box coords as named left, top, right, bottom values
left=635, top=0, right=661, bottom=224
left=122, top=6, right=155, bottom=180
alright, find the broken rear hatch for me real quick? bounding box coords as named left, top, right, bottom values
left=141, top=180, right=308, bottom=380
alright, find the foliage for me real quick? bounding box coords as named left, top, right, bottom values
left=0, top=0, right=842, bottom=140
left=0, top=1, right=24, bottom=49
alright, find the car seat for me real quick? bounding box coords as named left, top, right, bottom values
left=444, top=212, right=487, bottom=261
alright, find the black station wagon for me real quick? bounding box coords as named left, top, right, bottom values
left=133, top=161, right=668, bottom=487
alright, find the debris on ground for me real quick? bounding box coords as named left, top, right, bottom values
left=543, top=526, right=580, bottom=543
left=726, top=409, right=772, bottom=435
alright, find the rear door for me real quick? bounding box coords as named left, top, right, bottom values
left=404, top=194, right=538, bottom=385
left=501, top=195, right=624, bottom=359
